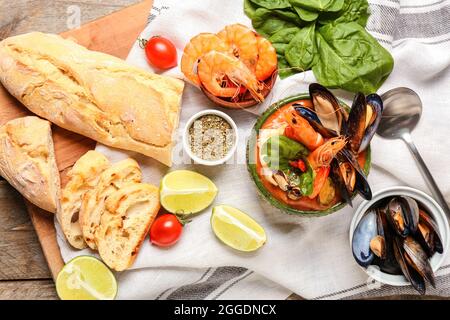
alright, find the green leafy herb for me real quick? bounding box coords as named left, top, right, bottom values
left=249, top=0, right=291, bottom=9
left=252, top=8, right=298, bottom=37
left=289, top=0, right=336, bottom=12
left=244, top=0, right=258, bottom=19
left=269, top=27, right=301, bottom=54
left=285, top=23, right=317, bottom=71
left=261, top=135, right=309, bottom=171
left=312, top=22, right=394, bottom=94
left=288, top=163, right=314, bottom=196
left=293, top=6, right=319, bottom=22
left=318, top=0, right=369, bottom=26
left=243, top=0, right=393, bottom=93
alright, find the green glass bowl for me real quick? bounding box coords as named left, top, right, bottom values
left=246, top=93, right=371, bottom=217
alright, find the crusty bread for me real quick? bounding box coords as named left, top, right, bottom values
left=96, top=183, right=160, bottom=271
left=0, top=32, right=184, bottom=166
left=58, top=151, right=110, bottom=249
left=0, top=116, right=60, bottom=213
left=80, top=158, right=142, bottom=250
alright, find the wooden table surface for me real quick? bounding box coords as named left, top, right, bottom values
left=0, top=0, right=141, bottom=300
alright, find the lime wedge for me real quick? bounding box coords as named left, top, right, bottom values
left=56, top=256, right=117, bottom=300
left=211, top=205, right=266, bottom=252
left=160, top=170, right=218, bottom=215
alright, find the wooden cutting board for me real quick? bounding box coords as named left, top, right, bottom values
left=0, top=0, right=154, bottom=279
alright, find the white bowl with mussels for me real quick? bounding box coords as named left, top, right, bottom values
left=349, top=186, right=450, bottom=292
left=183, top=109, right=238, bottom=166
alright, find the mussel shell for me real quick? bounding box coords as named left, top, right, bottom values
left=339, top=148, right=372, bottom=200
left=358, top=94, right=383, bottom=153
left=309, top=83, right=343, bottom=135
left=294, top=106, right=336, bottom=139
left=330, top=159, right=352, bottom=207
left=393, top=236, right=426, bottom=295
left=385, top=196, right=419, bottom=237
left=352, top=210, right=377, bottom=267
left=417, top=209, right=444, bottom=256
left=345, top=93, right=367, bottom=154
left=375, top=207, right=401, bottom=274
left=403, top=236, right=436, bottom=288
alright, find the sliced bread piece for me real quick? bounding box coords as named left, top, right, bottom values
left=80, top=158, right=142, bottom=250
left=96, top=182, right=160, bottom=271
left=0, top=116, right=60, bottom=213
left=58, top=150, right=110, bottom=249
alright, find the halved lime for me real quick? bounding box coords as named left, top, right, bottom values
left=160, top=170, right=218, bottom=215
left=211, top=205, right=266, bottom=252
left=56, top=256, right=117, bottom=300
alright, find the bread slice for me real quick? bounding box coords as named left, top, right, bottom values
left=96, top=183, right=160, bottom=271
left=58, top=151, right=110, bottom=249
left=80, top=158, right=142, bottom=250
left=0, top=116, right=60, bottom=213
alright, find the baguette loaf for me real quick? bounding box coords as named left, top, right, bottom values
left=0, top=116, right=60, bottom=213
left=0, top=32, right=184, bottom=166
left=58, top=150, right=110, bottom=249
left=80, top=158, right=142, bottom=250
left=96, top=182, right=160, bottom=271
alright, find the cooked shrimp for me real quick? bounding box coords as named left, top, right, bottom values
left=181, top=33, right=230, bottom=86
left=197, top=51, right=264, bottom=101
left=217, top=24, right=258, bottom=72
left=284, top=107, right=324, bottom=150
left=307, top=137, right=347, bottom=169
left=255, top=36, right=277, bottom=81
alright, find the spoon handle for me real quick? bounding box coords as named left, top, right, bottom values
left=401, top=133, right=450, bottom=217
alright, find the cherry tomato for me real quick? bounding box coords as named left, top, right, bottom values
left=150, top=214, right=183, bottom=247
left=144, top=36, right=177, bottom=69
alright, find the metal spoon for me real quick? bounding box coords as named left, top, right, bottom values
left=377, top=87, right=450, bottom=217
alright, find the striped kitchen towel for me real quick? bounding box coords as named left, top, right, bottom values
left=56, top=0, right=450, bottom=299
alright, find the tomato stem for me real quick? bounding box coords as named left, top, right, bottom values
left=137, top=38, right=148, bottom=49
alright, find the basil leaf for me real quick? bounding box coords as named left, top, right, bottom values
left=252, top=8, right=298, bottom=37
left=277, top=54, right=297, bottom=79
left=289, top=0, right=335, bottom=12
left=244, top=0, right=258, bottom=19
left=293, top=6, right=319, bottom=22
left=261, top=135, right=309, bottom=171
left=285, top=23, right=317, bottom=71
left=312, top=22, right=394, bottom=94
left=269, top=27, right=301, bottom=54
left=249, top=0, right=291, bottom=9
left=286, top=164, right=314, bottom=196
left=299, top=164, right=314, bottom=196
left=318, top=0, right=369, bottom=26
left=325, top=0, right=344, bottom=12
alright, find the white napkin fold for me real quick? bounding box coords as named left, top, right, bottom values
left=57, top=0, right=450, bottom=299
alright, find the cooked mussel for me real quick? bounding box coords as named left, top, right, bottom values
left=294, top=106, right=336, bottom=139
left=393, top=236, right=426, bottom=295
left=417, top=209, right=444, bottom=257
left=309, top=83, right=344, bottom=136
left=385, top=196, right=419, bottom=237
left=340, top=148, right=372, bottom=200
left=358, top=94, right=383, bottom=153
left=354, top=195, right=442, bottom=295
left=330, top=158, right=353, bottom=207
left=352, top=210, right=377, bottom=267
left=345, top=93, right=383, bottom=154
left=403, top=236, right=436, bottom=288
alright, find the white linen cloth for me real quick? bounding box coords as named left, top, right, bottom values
left=57, top=0, right=450, bottom=299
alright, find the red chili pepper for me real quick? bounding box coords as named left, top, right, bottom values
left=289, top=159, right=306, bottom=172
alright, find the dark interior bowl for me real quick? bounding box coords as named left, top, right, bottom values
left=246, top=93, right=372, bottom=217
left=201, top=70, right=277, bottom=109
